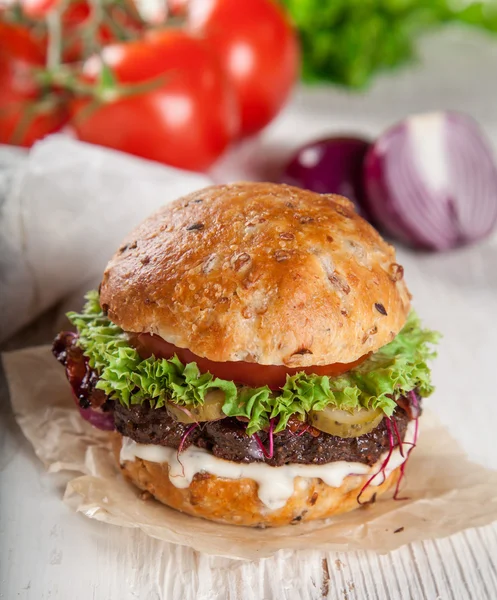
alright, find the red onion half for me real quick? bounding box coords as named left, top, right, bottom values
left=280, top=136, right=371, bottom=214
left=364, top=112, right=497, bottom=250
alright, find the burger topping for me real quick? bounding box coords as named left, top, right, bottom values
left=118, top=420, right=418, bottom=511
left=52, top=330, right=109, bottom=411
left=129, top=332, right=370, bottom=390
left=53, top=330, right=420, bottom=466
left=113, top=399, right=414, bottom=467
left=63, top=290, right=438, bottom=436
left=309, top=406, right=383, bottom=438
left=165, top=390, right=225, bottom=423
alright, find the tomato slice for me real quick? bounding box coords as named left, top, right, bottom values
left=70, top=30, right=238, bottom=171
left=130, top=333, right=369, bottom=390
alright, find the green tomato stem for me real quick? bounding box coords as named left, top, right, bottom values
left=46, top=8, right=62, bottom=70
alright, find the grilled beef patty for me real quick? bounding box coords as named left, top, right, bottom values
left=53, top=332, right=415, bottom=467
left=113, top=402, right=410, bottom=467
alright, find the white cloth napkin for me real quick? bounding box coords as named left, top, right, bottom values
left=0, top=136, right=211, bottom=343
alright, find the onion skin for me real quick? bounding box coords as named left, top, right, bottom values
left=363, top=112, right=497, bottom=251
left=280, top=136, right=371, bottom=214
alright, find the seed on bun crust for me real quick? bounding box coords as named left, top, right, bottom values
left=100, top=183, right=410, bottom=367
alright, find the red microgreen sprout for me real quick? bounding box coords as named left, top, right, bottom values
left=409, top=391, right=420, bottom=443
left=172, top=423, right=199, bottom=479
left=252, top=418, right=275, bottom=459
left=393, top=391, right=420, bottom=500
left=252, top=433, right=267, bottom=456
left=357, top=417, right=395, bottom=505
left=392, top=418, right=405, bottom=458
left=173, top=404, right=199, bottom=424
left=357, top=392, right=421, bottom=505
left=296, top=424, right=311, bottom=437
left=393, top=462, right=409, bottom=501
left=177, top=423, right=199, bottom=456
left=287, top=421, right=310, bottom=437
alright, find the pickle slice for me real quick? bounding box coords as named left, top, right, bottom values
left=166, top=390, right=225, bottom=423
left=309, top=406, right=383, bottom=438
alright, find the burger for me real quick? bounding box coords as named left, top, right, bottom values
left=53, top=182, right=438, bottom=527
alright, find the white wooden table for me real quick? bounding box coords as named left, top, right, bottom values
left=1, top=27, right=497, bottom=600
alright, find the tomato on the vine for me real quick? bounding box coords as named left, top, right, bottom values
left=0, top=21, right=45, bottom=73
left=0, top=23, right=68, bottom=147
left=20, top=0, right=60, bottom=18
left=1, top=0, right=300, bottom=162
left=70, top=29, right=238, bottom=171
left=60, top=0, right=145, bottom=62
left=189, top=0, right=299, bottom=137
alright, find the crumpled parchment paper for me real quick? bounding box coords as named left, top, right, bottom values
left=3, top=345, right=497, bottom=560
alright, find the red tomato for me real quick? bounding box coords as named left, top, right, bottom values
left=0, top=23, right=67, bottom=146
left=59, top=1, right=93, bottom=62
left=133, top=333, right=370, bottom=390
left=71, top=30, right=238, bottom=171
left=189, top=0, right=299, bottom=137
left=168, top=0, right=188, bottom=15
left=21, top=0, right=59, bottom=18
left=60, top=0, right=145, bottom=62
left=0, top=22, right=45, bottom=71
left=0, top=98, right=68, bottom=147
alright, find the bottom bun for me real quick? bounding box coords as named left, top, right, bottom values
left=113, top=435, right=400, bottom=527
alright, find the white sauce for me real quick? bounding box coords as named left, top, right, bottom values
left=120, top=422, right=417, bottom=511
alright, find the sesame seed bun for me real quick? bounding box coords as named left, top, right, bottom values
left=100, top=183, right=410, bottom=366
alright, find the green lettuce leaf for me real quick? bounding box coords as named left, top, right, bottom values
left=68, top=291, right=439, bottom=435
